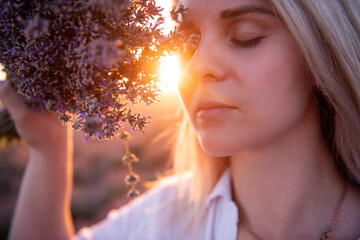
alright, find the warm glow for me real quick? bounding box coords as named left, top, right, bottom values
left=159, top=54, right=180, bottom=92
left=156, top=0, right=181, bottom=92
left=0, top=64, right=6, bottom=81
left=157, top=0, right=176, bottom=35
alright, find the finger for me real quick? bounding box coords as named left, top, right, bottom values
left=0, top=81, right=31, bottom=119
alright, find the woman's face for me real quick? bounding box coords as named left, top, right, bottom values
left=177, top=0, right=315, bottom=156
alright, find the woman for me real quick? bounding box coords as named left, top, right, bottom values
left=1, top=0, right=360, bottom=239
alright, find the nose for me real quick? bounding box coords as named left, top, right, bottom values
left=185, top=37, right=226, bottom=83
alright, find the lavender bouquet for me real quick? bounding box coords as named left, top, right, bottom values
left=0, top=0, right=185, bottom=196
left=0, top=0, right=180, bottom=142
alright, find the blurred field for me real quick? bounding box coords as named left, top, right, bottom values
left=0, top=92, right=183, bottom=239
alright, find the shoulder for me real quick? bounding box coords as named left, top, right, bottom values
left=75, top=173, right=192, bottom=240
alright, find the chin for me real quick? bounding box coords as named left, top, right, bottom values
left=197, top=135, right=237, bottom=157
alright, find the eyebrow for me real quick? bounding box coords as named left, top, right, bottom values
left=220, top=4, right=275, bottom=19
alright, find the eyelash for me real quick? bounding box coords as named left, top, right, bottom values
left=179, top=34, right=263, bottom=64
left=230, top=37, right=263, bottom=49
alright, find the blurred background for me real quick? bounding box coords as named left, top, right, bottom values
left=0, top=91, right=183, bottom=239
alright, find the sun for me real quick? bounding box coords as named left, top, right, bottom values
left=158, top=54, right=180, bottom=92
left=0, top=64, right=6, bottom=81
left=154, top=0, right=182, bottom=93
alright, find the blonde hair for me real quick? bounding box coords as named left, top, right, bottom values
left=271, top=0, right=360, bottom=182
left=170, top=0, right=360, bottom=236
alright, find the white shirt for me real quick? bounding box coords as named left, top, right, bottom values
left=75, top=169, right=239, bottom=240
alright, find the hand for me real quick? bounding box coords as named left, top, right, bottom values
left=0, top=82, right=75, bottom=240
left=0, top=81, right=71, bottom=155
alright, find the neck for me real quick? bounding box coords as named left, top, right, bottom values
left=230, top=103, right=345, bottom=239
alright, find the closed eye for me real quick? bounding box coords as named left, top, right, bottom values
left=230, top=37, right=263, bottom=48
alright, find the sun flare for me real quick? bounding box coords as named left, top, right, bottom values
left=155, top=0, right=182, bottom=93
left=159, top=54, right=180, bottom=92
left=0, top=64, right=6, bottom=81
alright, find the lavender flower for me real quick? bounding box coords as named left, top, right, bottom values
left=24, top=14, right=49, bottom=40
left=125, top=172, right=140, bottom=185
left=122, top=153, right=139, bottom=166
left=0, top=0, right=186, bottom=197
left=0, top=0, right=182, bottom=141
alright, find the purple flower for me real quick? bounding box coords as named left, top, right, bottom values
left=77, top=38, right=123, bottom=68
left=49, top=56, right=56, bottom=63
left=4, top=25, right=11, bottom=32
left=0, top=0, right=181, bottom=142
left=94, top=131, right=102, bottom=139
left=11, top=48, right=17, bottom=56
left=82, top=135, right=89, bottom=142
left=24, top=14, right=49, bottom=40
left=119, top=89, right=127, bottom=94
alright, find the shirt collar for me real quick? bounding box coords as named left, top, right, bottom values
left=206, top=168, right=232, bottom=207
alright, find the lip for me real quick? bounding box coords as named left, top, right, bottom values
left=195, top=100, right=237, bottom=118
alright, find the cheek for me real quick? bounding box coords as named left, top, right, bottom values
left=204, top=48, right=311, bottom=155
left=252, top=69, right=310, bottom=120
left=238, top=31, right=311, bottom=117
left=233, top=42, right=313, bottom=147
